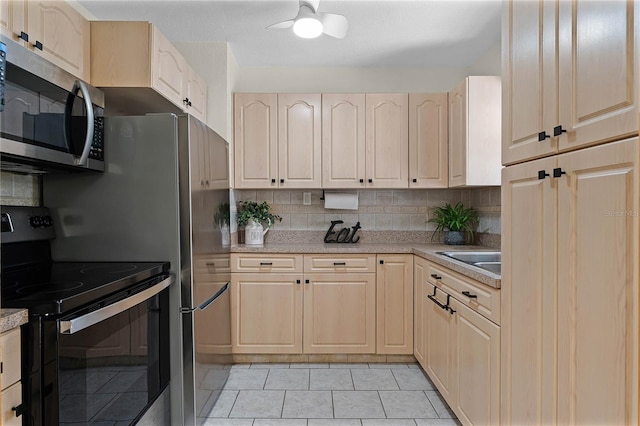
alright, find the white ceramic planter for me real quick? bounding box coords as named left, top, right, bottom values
left=245, top=219, right=269, bottom=245
left=220, top=223, right=230, bottom=246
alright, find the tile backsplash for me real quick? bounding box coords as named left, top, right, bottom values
left=0, top=172, right=40, bottom=206
left=235, top=187, right=501, bottom=235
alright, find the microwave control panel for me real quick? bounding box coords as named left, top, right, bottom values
left=0, top=42, right=5, bottom=112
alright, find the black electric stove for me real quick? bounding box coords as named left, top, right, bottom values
left=2, top=261, right=169, bottom=315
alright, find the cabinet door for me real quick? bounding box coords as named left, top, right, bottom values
left=451, top=299, right=500, bottom=426
left=413, top=256, right=428, bottom=368
left=1, top=382, right=22, bottom=426
left=27, top=0, right=90, bottom=81
left=303, top=273, right=376, bottom=354
left=501, top=156, right=557, bottom=425
left=376, top=254, right=413, bottom=354
left=424, top=282, right=456, bottom=402
left=231, top=273, right=302, bottom=353
left=278, top=94, right=322, bottom=188
left=558, top=1, right=638, bottom=152
left=556, top=138, right=639, bottom=425
left=409, top=93, right=448, bottom=188
left=502, top=0, right=558, bottom=165
left=448, top=79, right=467, bottom=187
left=234, top=93, right=278, bottom=188
left=322, top=93, right=366, bottom=188
left=184, top=67, right=207, bottom=122
left=151, top=25, right=187, bottom=109
left=366, top=94, right=409, bottom=188
left=0, top=0, right=26, bottom=45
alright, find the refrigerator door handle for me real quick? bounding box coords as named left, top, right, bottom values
left=180, top=281, right=229, bottom=314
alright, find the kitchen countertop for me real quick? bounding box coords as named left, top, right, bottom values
left=231, top=243, right=501, bottom=288
left=1, top=308, right=28, bottom=333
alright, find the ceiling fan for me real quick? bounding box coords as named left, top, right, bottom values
left=266, top=0, right=349, bottom=39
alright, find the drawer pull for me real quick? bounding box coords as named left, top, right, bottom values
left=462, top=291, right=477, bottom=299
left=430, top=273, right=442, bottom=280
left=259, top=262, right=273, bottom=266
left=333, top=262, right=346, bottom=266
left=296, top=279, right=301, bottom=284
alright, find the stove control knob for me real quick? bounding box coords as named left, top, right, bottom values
left=42, top=216, right=53, bottom=227
left=29, top=216, right=43, bottom=228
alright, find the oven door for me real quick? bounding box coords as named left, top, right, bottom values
left=49, top=275, right=172, bottom=425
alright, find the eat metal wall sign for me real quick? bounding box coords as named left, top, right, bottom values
left=324, top=220, right=361, bottom=243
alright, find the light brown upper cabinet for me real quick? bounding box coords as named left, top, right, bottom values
left=323, top=93, right=409, bottom=189
left=1, top=0, right=90, bottom=82
left=366, top=94, right=409, bottom=188
left=409, top=93, right=448, bottom=188
left=448, top=76, right=502, bottom=187
left=503, top=0, right=638, bottom=165
left=234, top=93, right=321, bottom=189
left=322, top=94, right=366, bottom=188
left=90, top=21, right=207, bottom=121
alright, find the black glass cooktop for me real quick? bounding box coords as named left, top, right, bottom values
left=1, top=261, right=170, bottom=315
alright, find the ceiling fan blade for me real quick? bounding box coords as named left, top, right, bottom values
left=320, top=13, right=348, bottom=39
left=300, top=0, right=320, bottom=13
left=266, top=19, right=295, bottom=30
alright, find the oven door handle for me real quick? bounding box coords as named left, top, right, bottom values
left=180, top=281, right=229, bottom=314
left=59, top=275, right=174, bottom=335
left=65, top=79, right=94, bottom=167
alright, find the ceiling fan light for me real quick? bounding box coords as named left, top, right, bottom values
left=293, top=17, right=323, bottom=38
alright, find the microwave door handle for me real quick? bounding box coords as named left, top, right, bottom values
left=180, top=282, right=229, bottom=314
left=67, top=80, right=94, bottom=167
left=59, top=275, right=174, bottom=335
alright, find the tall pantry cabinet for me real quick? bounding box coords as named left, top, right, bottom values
left=501, top=1, right=640, bottom=425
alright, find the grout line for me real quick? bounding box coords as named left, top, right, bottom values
left=377, top=390, right=388, bottom=419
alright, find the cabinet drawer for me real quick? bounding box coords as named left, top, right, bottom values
left=1, top=382, right=22, bottom=425
left=195, top=255, right=231, bottom=273
left=231, top=254, right=302, bottom=273
left=304, top=254, right=376, bottom=273
left=1, top=328, right=21, bottom=391
left=426, top=262, right=500, bottom=325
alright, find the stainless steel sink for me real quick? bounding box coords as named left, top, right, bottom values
left=438, top=251, right=501, bottom=263
left=437, top=251, right=501, bottom=275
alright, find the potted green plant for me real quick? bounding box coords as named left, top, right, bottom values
left=237, top=201, right=282, bottom=245
left=214, top=202, right=231, bottom=246
left=428, top=201, right=479, bottom=245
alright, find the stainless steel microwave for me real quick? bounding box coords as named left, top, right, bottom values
left=0, top=35, right=105, bottom=173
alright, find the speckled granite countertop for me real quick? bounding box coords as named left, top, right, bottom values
left=1, top=309, right=28, bottom=333
left=231, top=243, right=501, bottom=289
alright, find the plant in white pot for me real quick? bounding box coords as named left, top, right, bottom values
left=237, top=201, right=282, bottom=246
left=214, top=202, right=231, bottom=246
left=429, top=201, right=479, bottom=245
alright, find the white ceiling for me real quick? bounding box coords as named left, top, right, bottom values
left=78, top=0, right=502, bottom=68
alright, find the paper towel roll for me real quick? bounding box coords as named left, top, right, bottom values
left=324, top=192, right=359, bottom=210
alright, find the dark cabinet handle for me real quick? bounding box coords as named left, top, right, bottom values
left=379, top=260, right=384, bottom=264
left=538, top=170, right=550, bottom=180
left=18, top=31, right=29, bottom=42
left=296, top=279, right=301, bottom=284
left=553, top=125, right=567, bottom=136
left=553, top=168, right=567, bottom=178
left=412, top=178, right=417, bottom=183
left=462, top=291, right=477, bottom=299
left=183, top=98, right=192, bottom=106
left=538, top=131, right=550, bottom=141
left=259, top=262, right=273, bottom=266
left=280, top=178, right=284, bottom=184
left=368, top=179, right=373, bottom=183
left=430, top=273, right=442, bottom=280
left=359, top=179, right=364, bottom=183
left=271, top=178, right=276, bottom=183
left=12, top=404, right=25, bottom=417
left=305, top=279, right=310, bottom=284
left=333, top=262, right=346, bottom=266
left=34, top=41, right=43, bottom=50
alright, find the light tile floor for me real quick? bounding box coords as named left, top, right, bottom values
left=197, top=363, right=460, bottom=426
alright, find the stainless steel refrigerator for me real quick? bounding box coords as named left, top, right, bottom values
left=43, top=113, right=231, bottom=425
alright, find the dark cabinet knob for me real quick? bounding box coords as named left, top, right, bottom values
left=412, top=178, right=417, bottom=183
left=379, top=260, right=384, bottom=264
left=305, top=279, right=310, bottom=284
left=359, top=179, right=364, bottom=183
left=280, top=178, right=284, bottom=184
left=296, top=279, right=301, bottom=284
left=553, top=125, right=567, bottom=136
left=33, top=40, right=43, bottom=51
left=183, top=98, right=192, bottom=106
left=538, top=131, right=550, bottom=141
left=368, top=179, right=372, bottom=183
left=553, top=168, right=567, bottom=178
left=18, top=31, right=29, bottom=42
left=12, top=403, right=25, bottom=417
left=271, top=178, right=276, bottom=183
left=538, top=170, right=550, bottom=180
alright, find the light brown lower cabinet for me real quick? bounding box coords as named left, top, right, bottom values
left=415, top=258, right=500, bottom=426
left=1, top=328, right=22, bottom=425
left=376, top=254, right=413, bottom=354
